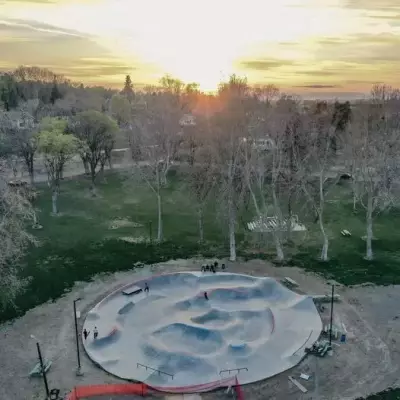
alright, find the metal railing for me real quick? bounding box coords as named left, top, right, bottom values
left=137, top=363, right=174, bottom=379
left=219, top=367, right=248, bottom=376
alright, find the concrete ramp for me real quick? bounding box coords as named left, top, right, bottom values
left=83, top=272, right=322, bottom=392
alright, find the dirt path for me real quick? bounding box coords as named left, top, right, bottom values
left=0, top=259, right=398, bottom=400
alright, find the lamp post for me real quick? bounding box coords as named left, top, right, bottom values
left=30, top=335, right=50, bottom=399
left=73, top=298, right=83, bottom=375
left=149, top=221, right=153, bottom=244
left=329, top=285, right=335, bottom=347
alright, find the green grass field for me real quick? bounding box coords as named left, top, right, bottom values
left=2, top=170, right=400, bottom=325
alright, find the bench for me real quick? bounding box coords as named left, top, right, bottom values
left=313, top=294, right=341, bottom=303
left=29, top=360, right=52, bottom=377
left=282, top=277, right=299, bottom=288
left=122, top=285, right=143, bottom=296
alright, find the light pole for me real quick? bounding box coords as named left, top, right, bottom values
left=73, top=298, right=83, bottom=375
left=30, top=335, right=50, bottom=399
left=149, top=221, right=153, bottom=244
left=329, top=285, right=335, bottom=347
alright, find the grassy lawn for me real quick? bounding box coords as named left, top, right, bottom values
left=289, top=182, right=400, bottom=286
left=363, top=388, right=400, bottom=400
left=2, top=171, right=400, bottom=324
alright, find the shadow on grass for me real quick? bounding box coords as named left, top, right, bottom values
left=359, top=388, right=400, bottom=400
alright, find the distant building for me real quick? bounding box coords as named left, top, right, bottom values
left=179, top=114, right=196, bottom=127
left=4, top=110, right=35, bottom=130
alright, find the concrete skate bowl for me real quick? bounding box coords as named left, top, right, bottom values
left=82, top=272, right=322, bottom=392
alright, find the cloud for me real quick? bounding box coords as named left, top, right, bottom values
left=313, top=33, right=400, bottom=64
left=343, top=0, right=400, bottom=11
left=0, top=18, right=136, bottom=84
left=239, top=59, right=296, bottom=71
left=0, top=18, right=84, bottom=37
left=296, top=84, right=341, bottom=89
left=299, top=91, right=366, bottom=100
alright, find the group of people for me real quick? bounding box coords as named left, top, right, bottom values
left=83, top=326, right=98, bottom=341
left=201, top=261, right=226, bottom=273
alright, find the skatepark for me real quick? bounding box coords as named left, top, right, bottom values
left=81, top=271, right=322, bottom=393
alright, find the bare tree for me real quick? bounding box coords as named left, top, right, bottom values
left=243, top=112, right=286, bottom=260
left=211, top=75, right=251, bottom=261
left=296, top=106, right=339, bottom=261
left=187, top=145, right=216, bottom=243
left=0, top=164, right=36, bottom=309
left=350, top=102, right=400, bottom=260
left=127, top=93, right=182, bottom=241
left=0, top=102, right=39, bottom=184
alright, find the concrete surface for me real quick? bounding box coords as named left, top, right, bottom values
left=82, top=272, right=322, bottom=390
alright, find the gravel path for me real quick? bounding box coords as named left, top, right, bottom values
left=1, top=258, right=399, bottom=400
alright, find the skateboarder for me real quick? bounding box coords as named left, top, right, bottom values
left=204, top=291, right=209, bottom=300
left=93, top=326, right=98, bottom=339
left=144, top=282, right=149, bottom=293
left=83, top=328, right=90, bottom=340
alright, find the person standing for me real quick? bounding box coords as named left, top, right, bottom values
left=94, top=326, right=98, bottom=339
left=204, top=292, right=209, bottom=300
left=83, top=329, right=90, bottom=340
left=144, top=282, right=149, bottom=293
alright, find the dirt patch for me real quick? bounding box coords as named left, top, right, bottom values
left=0, top=259, right=398, bottom=400
left=63, top=210, right=94, bottom=220
left=108, top=218, right=143, bottom=230
left=118, top=236, right=148, bottom=244
left=123, top=198, right=140, bottom=205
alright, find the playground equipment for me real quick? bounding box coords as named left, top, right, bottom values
left=247, top=214, right=307, bottom=232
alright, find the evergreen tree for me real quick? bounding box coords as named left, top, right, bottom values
left=0, top=74, right=19, bottom=111
left=50, top=80, right=62, bottom=105
left=121, top=75, right=134, bottom=102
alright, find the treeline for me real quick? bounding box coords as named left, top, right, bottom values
left=0, top=66, right=115, bottom=117
left=1, top=65, right=400, bottom=266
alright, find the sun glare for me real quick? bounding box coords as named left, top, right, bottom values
left=1, top=0, right=367, bottom=89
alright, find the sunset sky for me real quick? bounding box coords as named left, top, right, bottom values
left=1, top=0, right=399, bottom=98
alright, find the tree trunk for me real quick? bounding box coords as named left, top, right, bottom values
left=287, top=189, right=293, bottom=241
left=319, top=212, right=329, bottom=261
left=157, top=193, right=163, bottom=242
left=83, top=159, right=90, bottom=175
left=51, top=187, right=58, bottom=215
left=90, top=164, right=97, bottom=196
left=28, top=156, right=34, bottom=185
left=365, top=193, right=374, bottom=260
left=319, top=174, right=329, bottom=261
left=273, top=233, right=285, bottom=261
left=271, top=184, right=285, bottom=260
left=248, top=182, right=261, bottom=216
left=161, top=168, right=169, bottom=186
left=198, top=207, right=204, bottom=243
left=228, top=196, right=236, bottom=262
